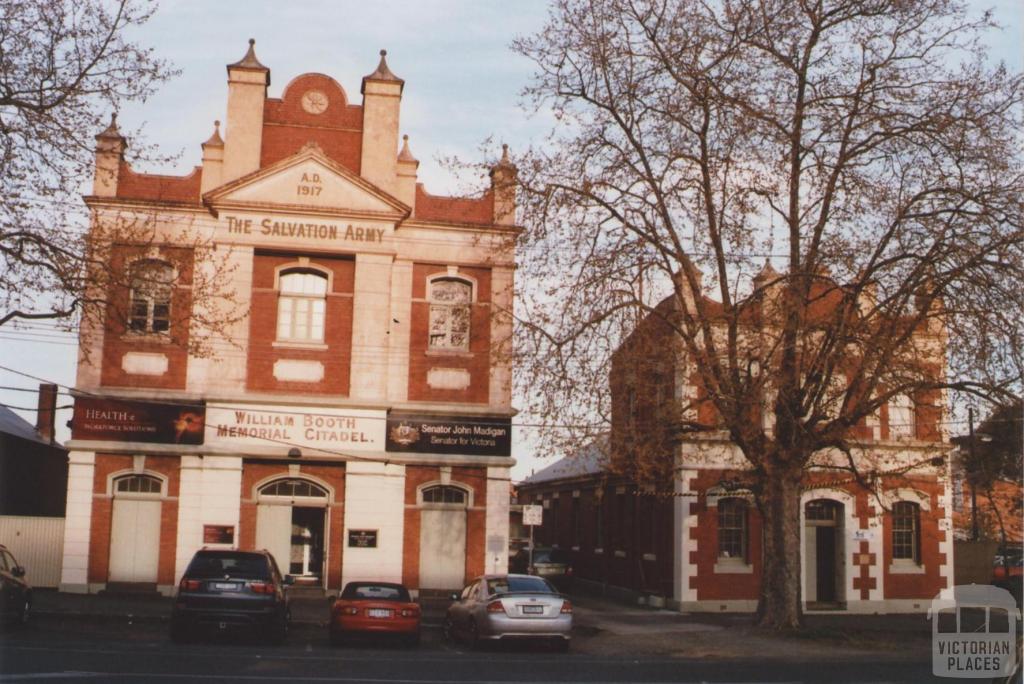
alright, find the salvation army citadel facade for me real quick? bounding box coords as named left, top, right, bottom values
left=60, top=42, right=517, bottom=596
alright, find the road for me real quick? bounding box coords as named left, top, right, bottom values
left=0, top=616, right=943, bottom=683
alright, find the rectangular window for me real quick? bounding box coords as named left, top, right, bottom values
left=717, top=498, right=748, bottom=561
left=595, top=493, right=604, bottom=548
left=572, top=497, right=580, bottom=547
left=892, top=501, right=921, bottom=563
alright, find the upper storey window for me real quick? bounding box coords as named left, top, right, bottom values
left=277, top=270, right=328, bottom=342
left=128, top=259, right=173, bottom=334
left=428, top=277, right=472, bottom=351
left=889, top=394, right=916, bottom=440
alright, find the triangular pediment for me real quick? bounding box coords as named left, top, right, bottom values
left=204, top=143, right=409, bottom=218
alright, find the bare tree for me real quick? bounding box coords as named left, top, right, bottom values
left=0, top=0, right=246, bottom=357
left=512, top=0, right=1023, bottom=629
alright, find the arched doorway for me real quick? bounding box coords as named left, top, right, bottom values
left=109, top=474, right=164, bottom=584
left=804, top=498, right=845, bottom=606
left=418, top=484, right=470, bottom=590
left=255, top=478, right=329, bottom=585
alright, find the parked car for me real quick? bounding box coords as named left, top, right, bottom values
left=0, top=545, right=31, bottom=626
left=443, top=574, right=572, bottom=650
left=509, top=547, right=574, bottom=589
left=993, top=549, right=1023, bottom=606
left=329, top=582, right=421, bottom=646
left=170, top=549, right=292, bottom=644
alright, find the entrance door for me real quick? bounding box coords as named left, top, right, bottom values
left=290, top=507, right=325, bottom=579
left=815, top=527, right=837, bottom=602
left=804, top=499, right=844, bottom=605
left=419, top=509, right=466, bottom=589
left=109, top=498, right=161, bottom=583
left=256, top=504, right=292, bottom=575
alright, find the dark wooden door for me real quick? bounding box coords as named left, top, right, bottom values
left=815, top=527, right=836, bottom=602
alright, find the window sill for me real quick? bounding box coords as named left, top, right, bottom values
left=614, top=550, right=626, bottom=558
left=272, top=341, right=329, bottom=351
left=714, top=560, right=754, bottom=574
left=121, top=332, right=172, bottom=345
left=642, top=553, right=657, bottom=562
left=889, top=561, right=925, bottom=574
left=594, top=548, right=604, bottom=555
left=571, top=546, right=580, bottom=552
left=425, top=349, right=474, bottom=358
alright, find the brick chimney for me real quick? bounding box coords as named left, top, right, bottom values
left=36, top=383, right=57, bottom=444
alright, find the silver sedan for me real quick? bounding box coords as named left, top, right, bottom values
left=443, top=574, right=573, bottom=650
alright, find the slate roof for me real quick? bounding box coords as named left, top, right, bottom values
left=0, top=404, right=47, bottom=445
left=518, top=435, right=610, bottom=486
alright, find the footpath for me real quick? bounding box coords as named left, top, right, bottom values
left=30, top=588, right=935, bottom=661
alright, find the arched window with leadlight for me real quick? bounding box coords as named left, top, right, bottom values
left=419, top=484, right=470, bottom=506
left=277, top=269, right=328, bottom=342
left=258, top=478, right=329, bottom=500
left=128, top=259, right=174, bottom=334
left=428, top=277, right=472, bottom=351
left=113, top=474, right=164, bottom=496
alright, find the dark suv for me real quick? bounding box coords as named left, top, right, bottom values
left=0, top=545, right=30, bottom=626
left=170, top=549, right=292, bottom=643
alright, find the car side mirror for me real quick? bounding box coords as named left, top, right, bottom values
left=450, top=592, right=459, bottom=601
left=11, top=566, right=25, bottom=578
left=283, top=575, right=295, bottom=585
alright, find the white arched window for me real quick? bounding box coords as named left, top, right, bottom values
left=889, top=394, right=916, bottom=440
left=277, top=269, right=328, bottom=342
left=128, top=259, right=174, bottom=333
left=113, top=474, right=164, bottom=496
left=428, top=277, right=472, bottom=351
left=420, top=484, right=469, bottom=506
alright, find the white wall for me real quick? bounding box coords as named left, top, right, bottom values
left=59, top=450, right=95, bottom=593
left=342, top=461, right=405, bottom=586
left=174, top=455, right=243, bottom=586
left=1, top=516, right=65, bottom=587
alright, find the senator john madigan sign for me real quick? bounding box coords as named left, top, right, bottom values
left=385, top=412, right=511, bottom=457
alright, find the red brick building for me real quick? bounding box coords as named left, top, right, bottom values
left=60, top=42, right=517, bottom=596
left=523, top=266, right=955, bottom=613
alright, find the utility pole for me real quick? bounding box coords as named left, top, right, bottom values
left=969, top=407, right=979, bottom=542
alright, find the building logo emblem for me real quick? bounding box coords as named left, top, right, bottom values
left=389, top=422, right=420, bottom=446
left=928, top=585, right=1020, bottom=678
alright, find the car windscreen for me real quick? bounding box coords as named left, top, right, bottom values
left=341, top=584, right=411, bottom=602
left=186, top=553, right=271, bottom=580
left=487, top=576, right=555, bottom=595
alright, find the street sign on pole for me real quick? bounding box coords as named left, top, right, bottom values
left=522, top=505, right=543, bottom=526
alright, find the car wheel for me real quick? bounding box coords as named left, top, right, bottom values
left=269, top=615, right=288, bottom=645
left=18, top=597, right=30, bottom=626
left=466, top=620, right=480, bottom=650
left=441, top=616, right=455, bottom=643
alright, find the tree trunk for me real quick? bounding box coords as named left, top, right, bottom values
left=756, top=462, right=804, bottom=630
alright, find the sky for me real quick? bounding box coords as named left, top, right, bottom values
left=0, top=0, right=1020, bottom=482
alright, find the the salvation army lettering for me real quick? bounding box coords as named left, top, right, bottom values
left=386, top=413, right=511, bottom=457
left=223, top=215, right=387, bottom=244
left=205, top=404, right=385, bottom=453
left=71, top=397, right=205, bottom=444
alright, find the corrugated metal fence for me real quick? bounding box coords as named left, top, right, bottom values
left=0, top=516, right=65, bottom=587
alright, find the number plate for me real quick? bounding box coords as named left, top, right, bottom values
left=522, top=605, right=544, bottom=614
left=212, top=582, right=238, bottom=591
left=367, top=608, right=392, bottom=618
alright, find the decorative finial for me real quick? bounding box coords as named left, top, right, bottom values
left=398, top=134, right=418, bottom=163
left=230, top=37, right=268, bottom=72
left=363, top=48, right=404, bottom=89
left=203, top=119, right=224, bottom=147
left=381, top=49, right=387, bottom=57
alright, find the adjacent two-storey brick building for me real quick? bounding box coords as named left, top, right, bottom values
left=60, top=42, right=517, bottom=596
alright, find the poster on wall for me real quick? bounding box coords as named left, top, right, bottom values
left=347, top=530, right=378, bottom=548
left=203, top=525, right=235, bottom=545
left=71, top=396, right=205, bottom=444
left=385, top=412, right=511, bottom=457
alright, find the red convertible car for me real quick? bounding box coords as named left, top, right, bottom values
left=329, top=582, right=420, bottom=646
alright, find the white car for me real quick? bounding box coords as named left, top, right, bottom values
left=443, top=574, right=572, bottom=650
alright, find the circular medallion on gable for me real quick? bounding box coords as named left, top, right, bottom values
left=301, top=90, right=329, bottom=115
